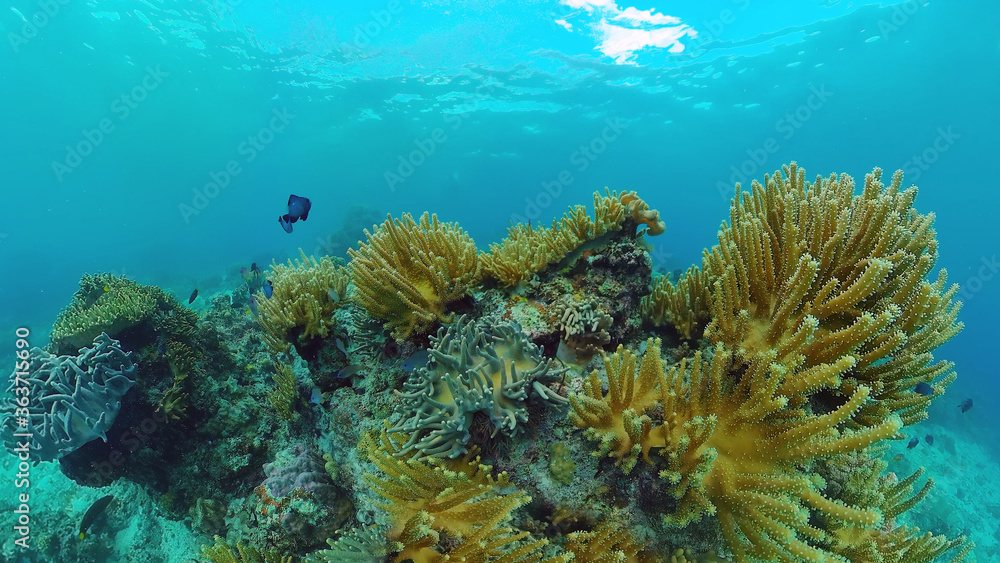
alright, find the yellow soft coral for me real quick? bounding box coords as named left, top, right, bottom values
left=349, top=212, right=480, bottom=339
left=256, top=249, right=350, bottom=353
left=640, top=265, right=712, bottom=340
left=703, top=163, right=962, bottom=426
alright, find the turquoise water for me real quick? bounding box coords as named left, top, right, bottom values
left=1, top=0, right=998, bottom=561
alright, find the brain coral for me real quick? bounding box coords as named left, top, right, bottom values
left=1, top=333, right=137, bottom=462
left=390, top=316, right=568, bottom=458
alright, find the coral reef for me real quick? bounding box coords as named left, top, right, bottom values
left=256, top=249, right=350, bottom=355
left=349, top=212, right=481, bottom=339
left=49, top=273, right=160, bottom=354
left=391, top=315, right=568, bottom=458
left=1, top=333, right=136, bottom=462
left=641, top=265, right=712, bottom=340
left=268, top=362, right=298, bottom=421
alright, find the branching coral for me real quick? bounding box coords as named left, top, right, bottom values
left=702, top=163, right=962, bottom=426
left=199, top=536, right=292, bottom=563
left=554, top=295, right=613, bottom=360
left=267, top=362, right=297, bottom=420
left=348, top=212, right=480, bottom=339
left=564, top=521, right=644, bottom=563
left=391, top=316, right=568, bottom=458
left=256, top=249, right=350, bottom=354
left=481, top=189, right=663, bottom=287
left=1, top=333, right=137, bottom=462
left=641, top=265, right=712, bottom=340
left=351, top=429, right=572, bottom=563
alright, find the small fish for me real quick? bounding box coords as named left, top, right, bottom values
left=310, top=387, right=324, bottom=405
left=892, top=453, right=904, bottom=462
left=82, top=285, right=111, bottom=307
left=913, top=382, right=934, bottom=396
left=958, top=398, right=973, bottom=413
left=328, top=289, right=341, bottom=304
left=240, top=267, right=253, bottom=281
left=925, top=434, right=934, bottom=446
left=248, top=295, right=259, bottom=316
left=335, top=338, right=347, bottom=354
left=263, top=280, right=273, bottom=299
left=402, top=350, right=430, bottom=372
left=188, top=288, right=199, bottom=304
left=556, top=340, right=580, bottom=365
left=907, top=437, right=919, bottom=449
left=278, top=194, right=311, bottom=233
left=336, top=364, right=363, bottom=379
left=251, top=262, right=261, bottom=276
left=79, top=495, right=114, bottom=539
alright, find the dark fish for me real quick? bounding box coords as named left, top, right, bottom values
left=913, top=382, right=933, bottom=396
left=82, top=285, right=110, bottom=308
left=79, top=495, right=114, bottom=539
left=251, top=262, right=261, bottom=276
left=188, top=288, right=198, bottom=304
left=279, top=194, right=312, bottom=233
left=925, top=434, right=934, bottom=446
left=263, top=280, right=273, bottom=299
left=959, top=398, right=973, bottom=413
left=335, top=338, right=347, bottom=354
left=248, top=295, right=259, bottom=316
left=907, top=437, right=919, bottom=449
left=240, top=267, right=253, bottom=281
left=402, top=350, right=430, bottom=372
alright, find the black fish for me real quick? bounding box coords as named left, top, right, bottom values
left=278, top=194, right=311, bottom=233
left=188, top=288, right=198, bottom=304
left=906, top=437, right=919, bottom=449
left=925, top=434, right=934, bottom=446
left=79, top=495, right=114, bottom=539
left=913, top=382, right=933, bottom=396
left=959, top=398, right=973, bottom=413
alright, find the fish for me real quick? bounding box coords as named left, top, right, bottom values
left=188, top=288, right=199, bottom=304
left=278, top=194, right=311, bottom=233
left=79, top=495, right=114, bottom=539
left=240, top=267, right=253, bottom=281
left=959, top=398, right=973, bottom=413
left=336, top=364, right=363, bottom=379
left=263, top=280, right=273, bottom=299
left=906, top=437, right=919, bottom=449
left=82, top=285, right=110, bottom=307
left=892, top=454, right=904, bottom=462
left=251, top=262, right=261, bottom=276
left=335, top=338, right=347, bottom=354
left=328, top=289, right=341, bottom=304
left=310, top=387, right=324, bottom=405
left=913, top=382, right=934, bottom=396
left=402, top=350, right=430, bottom=372
left=556, top=340, right=580, bottom=365
left=248, top=295, right=259, bottom=316
left=925, top=434, right=934, bottom=446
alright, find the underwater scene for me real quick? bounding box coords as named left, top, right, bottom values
left=1, top=0, right=999, bottom=562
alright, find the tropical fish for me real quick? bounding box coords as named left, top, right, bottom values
left=336, top=364, right=363, bottom=379
left=263, top=280, right=273, bottom=299
left=251, top=262, right=262, bottom=276
left=248, top=295, right=259, bottom=316
left=79, top=495, right=114, bottom=539
left=188, top=288, right=199, bottom=304
left=556, top=340, right=580, bottom=365
left=240, top=267, right=253, bottom=281
left=335, top=338, right=347, bottom=355
left=310, top=387, right=324, bottom=405
left=913, top=382, right=933, bottom=396
left=958, top=398, right=973, bottom=413
left=892, top=454, right=904, bottom=462
left=906, top=437, right=919, bottom=449
left=328, top=289, right=341, bottom=304
left=82, top=285, right=110, bottom=307
left=402, top=349, right=430, bottom=372
left=278, top=194, right=311, bottom=233
left=925, top=434, right=934, bottom=446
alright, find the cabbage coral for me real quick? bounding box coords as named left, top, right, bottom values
left=348, top=212, right=480, bottom=339
left=256, top=249, right=350, bottom=354
left=703, top=163, right=962, bottom=426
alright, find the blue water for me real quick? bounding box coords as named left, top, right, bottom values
left=1, top=0, right=998, bottom=560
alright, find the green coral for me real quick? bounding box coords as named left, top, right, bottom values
left=390, top=315, right=568, bottom=458
left=199, top=536, right=293, bottom=563
left=268, top=362, right=298, bottom=420
left=50, top=273, right=162, bottom=353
